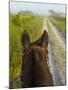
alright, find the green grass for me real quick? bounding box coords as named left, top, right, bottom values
left=49, top=16, right=66, bottom=36
left=9, top=13, right=43, bottom=88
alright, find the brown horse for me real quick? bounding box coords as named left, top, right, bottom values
left=21, top=30, right=53, bottom=88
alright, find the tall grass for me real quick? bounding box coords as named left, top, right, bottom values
left=49, top=16, right=66, bottom=37
left=9, top=13, right=43, bottom=88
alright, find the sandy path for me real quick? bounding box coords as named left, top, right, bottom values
left=47, top=19, right=65, bottom=50
left=42, top=18, right=64, bottom=86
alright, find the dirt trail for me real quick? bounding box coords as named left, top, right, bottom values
left=42, top=18, right=64, bottom=86
left=47, top=19, right=65, bottom=50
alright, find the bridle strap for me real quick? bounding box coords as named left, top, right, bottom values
left=29, top=45, right=45, bottom=51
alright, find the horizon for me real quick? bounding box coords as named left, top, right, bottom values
left=10, top=1, right=66, bottom=15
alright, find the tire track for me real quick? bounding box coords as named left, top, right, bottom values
left=47, top=19, right=65, bottom=50
left=42, top=18, right=63, bottom=86
left=47, top=18, right=66, bottom=85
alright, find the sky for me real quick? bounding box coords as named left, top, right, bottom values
left=10, top=1, right=66, bottom=15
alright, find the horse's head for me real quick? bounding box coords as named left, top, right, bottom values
left=21, top=30, right=53, bottom=87
left=21, top=30, right=49, bottom=65
left=21, top=30, right=49, bottom=64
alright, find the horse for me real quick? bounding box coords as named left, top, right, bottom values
left=21, top=30, right=54, bottom=88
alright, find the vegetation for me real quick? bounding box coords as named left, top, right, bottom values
left=9, top=11, right=43, bottom=88
left=49, top=16, right=66, bottom=37
left=48, top=10, right=66, bottom=37
left=10, top=10, right=66, bottom=88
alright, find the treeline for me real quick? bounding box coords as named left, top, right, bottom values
left=48, top=10, right=65, bottom=17
left=48, top=10, right=66, bottom=37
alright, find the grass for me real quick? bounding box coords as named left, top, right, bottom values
left=49, top=16, right=66, bottom=37
left=9, top=13, right=43, bottom=88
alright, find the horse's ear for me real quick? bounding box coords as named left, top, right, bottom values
left=21, top=31, right=30, bottom=49
left=41, top=30, right=49, bottom=48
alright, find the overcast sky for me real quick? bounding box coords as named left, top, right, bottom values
left=10, top=1, right=66, bottom=15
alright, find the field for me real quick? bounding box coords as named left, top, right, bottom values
left=9, top=12, right=43, bottom=88
left=9, top=12, right=66, bottom=88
